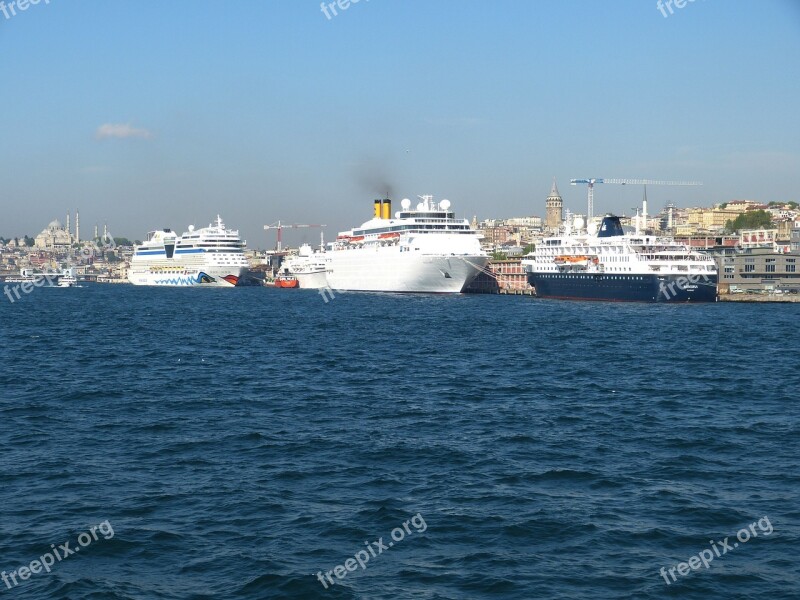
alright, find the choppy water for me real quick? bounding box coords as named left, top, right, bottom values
left=1, top=285, right=798, bottom=599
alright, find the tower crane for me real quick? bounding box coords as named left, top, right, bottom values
left=570, top=178, right=702, bottom=219
left=263, top=221, right=326, bottom=251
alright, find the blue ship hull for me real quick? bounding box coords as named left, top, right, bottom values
left=529, top=272, right=718, bottom=302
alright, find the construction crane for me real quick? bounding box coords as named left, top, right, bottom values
left=570, top=178, right=702, bottom=219
left=263, top=221, right=326, bottom=251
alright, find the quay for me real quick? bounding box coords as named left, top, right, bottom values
left=718, top=293, right=800, bottom=303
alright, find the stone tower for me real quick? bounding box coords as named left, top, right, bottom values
left=545, top=178, right=563, bottom=231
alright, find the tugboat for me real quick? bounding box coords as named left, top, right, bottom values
left=274, top=274, right=299, bottom=288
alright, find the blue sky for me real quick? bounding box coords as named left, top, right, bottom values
left=1, top=0, right=799, bottom=247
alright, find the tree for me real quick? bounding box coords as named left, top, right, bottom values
left=725, top=210, right=774, bottom=233
left=719, top=202, right=728, bottom=209
left=24, top=235, right=34, bottom=247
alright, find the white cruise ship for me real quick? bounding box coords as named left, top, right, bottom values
left=324, top=196, right=488, bottom=293
left=279, top=243, right=328, bottom=289
left=522, top=213, right=718, bottom=302
left=128, top=216, right=250, bottom=287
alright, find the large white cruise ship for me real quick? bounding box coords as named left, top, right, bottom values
left=522, top=213, right=718, bottom=302
left=324, top=196, right=488, bottom=293
left=128, top=216, right=250, bottom=287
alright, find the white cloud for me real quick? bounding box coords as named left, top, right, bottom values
left=95, top=123, right=153, bottom=140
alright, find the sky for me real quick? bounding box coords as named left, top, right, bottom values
left=1, top=0, right=799, bottom=248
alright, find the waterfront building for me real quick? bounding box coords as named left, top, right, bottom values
left=718, top=248, right=800, bottom=292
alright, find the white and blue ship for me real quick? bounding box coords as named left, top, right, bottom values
left=128, top=216, right=250, bottom=287
left=522, top=214, right=718, bottom=302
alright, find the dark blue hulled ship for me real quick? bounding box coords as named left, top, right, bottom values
left=522, top=215, right=718, bottom=302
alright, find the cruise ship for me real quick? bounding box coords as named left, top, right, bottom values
left=522, top=214, right=718, bottom=302
left=128, top=216, right=250, bottom=287
left=279, top=243, right=328, bottom=289
left=324, top=196, right=489, bottom=293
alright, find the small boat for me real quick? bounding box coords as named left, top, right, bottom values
left=57, top=274, right=78, bottom=287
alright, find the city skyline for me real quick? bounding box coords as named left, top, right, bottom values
left=2, top=0, right=799, bottom=246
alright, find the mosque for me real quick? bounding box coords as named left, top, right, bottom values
left=34, top=211, right=81, bottom=249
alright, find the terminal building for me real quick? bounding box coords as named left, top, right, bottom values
left=715, top=229, right=800, bottom=293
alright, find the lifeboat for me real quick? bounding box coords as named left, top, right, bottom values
left=555, top=255, right=590, bottom=264
left=378, top=232, right=400, bottom=240
left=554, top=255, right=599, bottom=267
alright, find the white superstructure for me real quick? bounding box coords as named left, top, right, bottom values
left=128, top=216, right=250, bottom=287
left=279, top=243, right=328, bottom=289
left=324, top=196, right=488, bottom=293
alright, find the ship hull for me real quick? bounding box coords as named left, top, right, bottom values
left=529, top=272, right=718, bottom=302
left=326, top=250, right=488, bottom=293
left=295, top=270, right=328, bottom=289
left=127, top=265, right=248, bottom=287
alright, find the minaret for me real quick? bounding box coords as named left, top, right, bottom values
left=66, top=212, right=71, bottom=240
left=103, top=223, right=108, bottom=240
left=545, top=178, right=563, bottom=231
left=76, top=210, right=80, bottom=243
left=94, top=224, right=99, bottom=240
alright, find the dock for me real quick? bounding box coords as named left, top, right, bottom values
left=718, top=293, right=800, bottom=303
